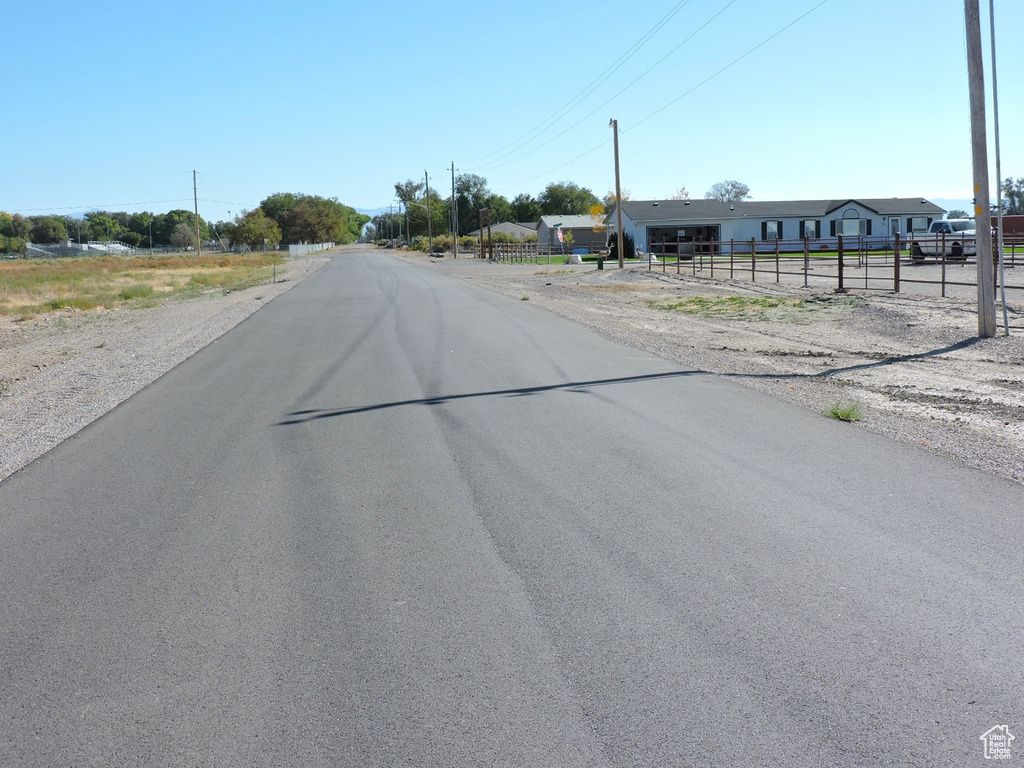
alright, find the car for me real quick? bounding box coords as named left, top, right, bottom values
left=910, top=219, right=976, bottom=261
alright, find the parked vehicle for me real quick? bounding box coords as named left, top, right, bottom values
left=910, top=219, right=976, bottom=261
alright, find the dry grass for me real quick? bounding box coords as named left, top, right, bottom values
left=0, top=252, right=286, bottom=317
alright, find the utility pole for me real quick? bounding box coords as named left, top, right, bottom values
left=424, top=170, right=433, bottom=255
left=478, top=209, right=484, bottom=259
left=193, top=170, right=202, bottom=258
left=610, top=119, right=625, bottom=269
left=965, top=0, right=995, bottom=337
left=451, top=162, right=459, bottom=259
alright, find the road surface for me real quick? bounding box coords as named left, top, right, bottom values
left=1, top=246, right=1021, bottom=766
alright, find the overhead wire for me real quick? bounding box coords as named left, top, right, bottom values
left=471, top=0, right=739, bottom=174
left=494, top=0, right=832, bottom=192
left=465, top=0, right=695, bottom=165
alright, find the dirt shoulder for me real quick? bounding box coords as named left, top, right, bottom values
left=0, top=255, right=329, bottom=482
left=406, top=252, right=1024, bottom=485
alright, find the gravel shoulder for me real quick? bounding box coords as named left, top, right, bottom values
left=3, top=247, right=1023, bottom=486
left=0, top=254, right=329, bottom=482
left=407, top=252, right=1024, bottom=485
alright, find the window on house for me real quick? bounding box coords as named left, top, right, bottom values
left=831, top=218, right=872, bottom=237
left=907, top=217, right=931, bottom=232
left=799, top=220, right=819, bottom=239
left=761, top=220, right=782, bottom=240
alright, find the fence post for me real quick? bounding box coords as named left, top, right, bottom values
left=893, top=233, right=901, bottom=293
left=837, top=235, right=845, bottom=292
left=710, top=241, right=715, bottom=279
left=940, top=232, right=947, bottom=298
left=803, top=236, right=810, bottom=287
left=775, top=238, right=780, bottom=283
left=750, top=237, right=757, bottom=283
left=730, top=239, right=735, bottom=278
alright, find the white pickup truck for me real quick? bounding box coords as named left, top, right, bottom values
left=910, top=219, right=976, bottom=260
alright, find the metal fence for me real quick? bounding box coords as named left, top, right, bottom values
left=637, top=234, right=1024, bottom=298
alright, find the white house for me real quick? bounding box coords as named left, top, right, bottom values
left=608, top=198, right=947, bottom=254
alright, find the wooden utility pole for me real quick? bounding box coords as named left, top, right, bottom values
left=193, top=170, right=202, bottom=257
left=478, top=209, right=485, bottom=259
left=965, top=0, right=996, bottom=337
left=424, top=170, right=433, bottom=256
left=451, top=162, right=459, bottom=259
left=610, top=119, right=625, bottom=269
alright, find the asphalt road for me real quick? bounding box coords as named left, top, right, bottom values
left=1, top=246, right=1022, bottom=767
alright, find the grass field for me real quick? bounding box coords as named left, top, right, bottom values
left=0, top=252, right=286, bottom=318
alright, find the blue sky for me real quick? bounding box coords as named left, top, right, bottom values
left=3, top=0, right=1020, bottom=222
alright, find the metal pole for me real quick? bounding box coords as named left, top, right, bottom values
left=989, top=0, right=1009, bottom=334
left=610, top=118, right=625, bottom=269
left=965, top=0, right=996, bottom=337
left=193, top=170, right=202, bottom=257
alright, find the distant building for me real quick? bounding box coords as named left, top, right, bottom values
left=467, top=221, right=536, bottom=240
left=607, top=198, right=947, bottom=254
left=536, top=214, right=607, bottom=253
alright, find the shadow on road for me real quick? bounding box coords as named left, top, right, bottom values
left=274, top=370, right=699, bottom=425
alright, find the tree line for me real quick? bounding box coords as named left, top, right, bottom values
left=368, top=175, right=760, bottom=242
left=0, top=193, right=369, bottom=254
left=369, top=176, right=604, bottom=242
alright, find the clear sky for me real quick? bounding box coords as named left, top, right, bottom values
left=3, top=0, right=1020, bottom=222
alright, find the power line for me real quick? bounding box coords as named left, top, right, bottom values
left=495, top=0, right=832, bottom=192
left=5, top=199, right=193, bottom=214
left=466, top=0, right=695, bottom=166
left=626, top=0, right=831, bottom=132
left=472, top=0, right=738, bottom=174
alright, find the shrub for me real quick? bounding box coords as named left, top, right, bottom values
left=119, top=284, right=155, bottom=300
left=608, top=231, right=636, bottom=260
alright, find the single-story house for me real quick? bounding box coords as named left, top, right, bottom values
left=536, top=214, right=607, bottom=253
left=607, top=198, right=947, bottom=254
left=467, top=221, right=536, bottom=240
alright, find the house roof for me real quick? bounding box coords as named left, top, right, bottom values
left=466, top=221, right=535, bottom=238
left=616, top=198, right=946, bottom=222
left=538, top=214, right=606, bottom=229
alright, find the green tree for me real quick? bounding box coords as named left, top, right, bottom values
left=537, top=182, right=600, bottom=215
left=259, top=193, right=367, bottom=245
left=29, top=216, right=67, bottom=243
left=0, top=212, right=31, bottom=239
left=394, top=180, right=424, bottom=206
left=169, top=221, right=198, bottom=250
left=1001, top=177, right=1024, bottom=215
left=451, top=173, right=492, bottom=235
left=510, top=193, right=541, bottom=222
left=153, top=210, right=209, bottom=246
left=705, top=180, right=751, bottom=203
left=484, top=193, right=512, bottom=225
left=85, top=212, right=121, bottom=242
left=233, top=209, right=281, bottom=249
left=946, top=209, right=969, bottom=219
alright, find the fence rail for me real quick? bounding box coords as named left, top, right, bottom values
left=637, top=234, right=1024, bottom=297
